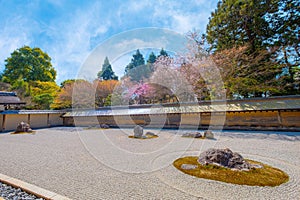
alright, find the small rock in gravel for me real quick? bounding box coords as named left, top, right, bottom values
left=203, top=130, right=214, bottom=139
left=100, top=124, right=110, bottom=129
left=182, top=132, right=202, bottom=138
left=145, top=131, right=157, bottom=136
left=133, top=125, right=143, bottom=138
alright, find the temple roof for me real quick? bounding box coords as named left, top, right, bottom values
left=63, top=95, right=300, bottom=117
left=0, top=92, right=25, bottom=105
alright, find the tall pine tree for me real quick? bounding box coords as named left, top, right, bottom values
left=158, top=48, right=169, bottom=58
left=97, top=57, right=118, bottom=80
left=147, top=52, right=157, bottom=64
left=125, top=49, right=145, bottom=74
left=125, top=49, right=149, bottom=82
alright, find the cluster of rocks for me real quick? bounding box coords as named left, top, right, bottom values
left=133, top=125, right=158, bottom=139
left=197, top=148, right=262, bottom=171
left=15, top=122, right=33, bottom=133
left=182, top=130, right=214, bottom=139
left=99, top=124, right=110, bottom=129
left=94, top=124, right=110, bottom=129
left=0, top=181, right=44, bottom=200
left=86, top=124, right=110, bottom=129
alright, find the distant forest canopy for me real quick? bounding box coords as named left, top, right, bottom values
left=0, top=0, right=298, bottom=109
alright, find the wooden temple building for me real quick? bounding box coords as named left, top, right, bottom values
left=0, top=92, right=25, bottom=110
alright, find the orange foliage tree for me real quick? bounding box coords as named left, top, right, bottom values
left=51, top=79, right=119, bottom=109
left=94, top=79, right=119, bottom=107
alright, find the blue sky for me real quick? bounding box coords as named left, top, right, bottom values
left=0, top=0, right=218, bottom=84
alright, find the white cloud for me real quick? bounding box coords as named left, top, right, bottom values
left=114, top=38, right=166, bottom=52
left=93, top=24, right=110, bottom=37
left=44, top=1, right=112, bottom=83
left=2, top=1, right=112, bottom=83
left=171, top=13, right=209, bottom=34
left=0, top=0, right=218, bottom=84
left=151, top=1, right=216, bottom=34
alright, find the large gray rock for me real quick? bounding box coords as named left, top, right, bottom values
left=133, top=125, right=144, bottom=138
left=198, top=148, right=259, bottom=171
left=15, top=122, right=32, bottom=133
left=203, top=130, right=214, bottom=139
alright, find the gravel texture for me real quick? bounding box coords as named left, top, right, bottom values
left=0, top=181, right=43, bottom=200
left=0, top=127, right=299, bottom=200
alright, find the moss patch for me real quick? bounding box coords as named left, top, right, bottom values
left=173, top=156, right=289, bottom=187
left=128, top=134, right=159, bottom=139
left=11, top=131, right=36, bottom=135
left=181, top=136, right=206, bottom=139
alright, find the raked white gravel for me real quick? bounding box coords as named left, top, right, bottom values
left=0, top=128, right=299, bottom=200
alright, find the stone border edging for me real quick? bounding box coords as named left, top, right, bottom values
left=0, top=173, right=71, bottom=200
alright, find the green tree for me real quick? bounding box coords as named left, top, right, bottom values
left=144, top=52, right=157, bottom=81
left=10, top=78, right=30, bottom=97
left=97, top=57, right=118, bottom=80
left=158, top=48, right=168, bottom=57
left=2, top=46, right=56, bottom=84
left=206, top=0, right=278, bottom=52
left=147, top=52, right=157, bottom=64
left=125, top=49, right=149, bottom=82
left=271, top=0, right=300, bottom=94
left=205, top=0, right=300, bottom=97
left=125, top=49, right=145, bottom=74
left=30, top=81, right=60, bottom=109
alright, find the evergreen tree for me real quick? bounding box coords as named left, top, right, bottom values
left=206, top=0, right=278, bottom=52
left=147, top=52, right=157, bottom=64
left=97, top=57, right=118, bottom=80
left=125, top=49, right=145, bottom=74
left=125, top=49, right=150, bottom=82
left=158, top=48, right=168, bottom=57
left=271, top=0, right=300, bottom=94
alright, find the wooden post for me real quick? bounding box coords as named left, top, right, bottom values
left=2, top=114, right=6, bottom=132
left=27, top=114, right=31, bottom=125
left=47, top=113, right=50, bottom=127
left=277, top=110, right=283, bottom=128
